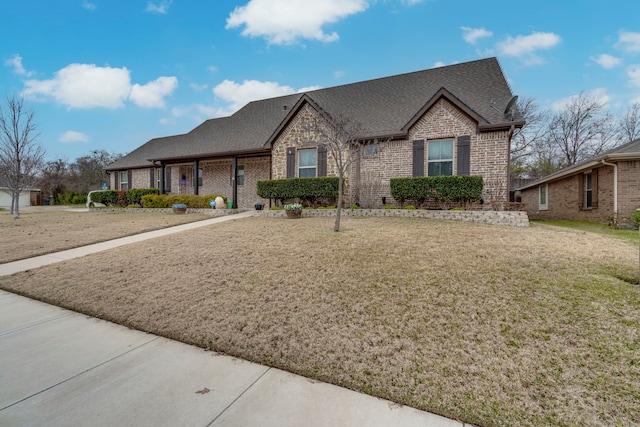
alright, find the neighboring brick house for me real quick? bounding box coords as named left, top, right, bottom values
left=106, top=57, right=522, bottom=208
left=518, top=138, right=640, bottom=225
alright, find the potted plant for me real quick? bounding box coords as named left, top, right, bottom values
left=284, top=203, right=303, bottom=218
left=172, top=203, right=187, bottom=214
left=255, top=200, right=265, bottom=210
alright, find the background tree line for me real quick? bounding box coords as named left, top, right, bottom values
left=511, top=93, right=640, bottom=187
left=38, top=149, right=123, bottom=205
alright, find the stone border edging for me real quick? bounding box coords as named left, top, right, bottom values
left=257, top=208, right=529, bottom=227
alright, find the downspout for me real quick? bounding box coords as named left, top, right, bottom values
left=601, top=159, right=617, bottom=222
left=506, top=124, right=516, bottom=200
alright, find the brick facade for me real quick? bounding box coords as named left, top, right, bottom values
left=519, top=163, right=640, bottom=225
left=271, top=99, right=511, bottom=208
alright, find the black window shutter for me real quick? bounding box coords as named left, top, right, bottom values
left=286, top=147, right=296, bottom=178
left=317, top=145, right=327, bottom=177
left=127, top=171, right=133, bottom=190
left=165, top=168, right=172, bottom=192
left=412, top=140, right=424, bottom=177
left=115, top=171, right=120, bottom=189
left=592, top=168, right=598, bottom=208
left=578, top=174, right=584, bottom=207
left=150, top=168, right=155, bottom=188
left=457, top=135, right=471, bottom=176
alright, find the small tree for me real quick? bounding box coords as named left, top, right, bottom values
left=618, top=102, right=640, bottom=144
left=0, top=95, right=45, bottom=219
left=307, top=113, right=381, bottom=232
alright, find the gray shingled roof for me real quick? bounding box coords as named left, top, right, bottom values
left=108, top=57, right=518, bottom=171
left=517, top=137, right=640, bottom=190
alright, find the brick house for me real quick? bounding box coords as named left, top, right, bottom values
left=106, top=57, right=522, bottom=208
left=518, top=138, right=640, bottom=225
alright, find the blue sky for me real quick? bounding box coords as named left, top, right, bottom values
left=2, top=0, right=639, bottom=162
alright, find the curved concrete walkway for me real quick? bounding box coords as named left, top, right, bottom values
left=0, top=212, right=467, bottom=426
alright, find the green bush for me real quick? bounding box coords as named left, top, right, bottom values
left=631, top=208, right=640, bottom=229
left=89, top=190, right=118, bottom=206
left=404, top=205, right=416, bottom=210
left=257, top=177, right=339, bottom=205
left=350, top=204, right=361, bottom=210
left=71, top=194, right=87, bottom=205
left=390, top=176, right=483, bottom=207
left=128, top=188, right=159, bottom=206
left=269, top=206, right=282, bottom=210
left=383, top=205, right=397, bottom=209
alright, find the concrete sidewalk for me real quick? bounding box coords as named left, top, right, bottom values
left=0, top=212, right=467, bottom=426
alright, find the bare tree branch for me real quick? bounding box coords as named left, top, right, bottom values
left=618, top=102, right=640, bottom=144
left=0, top=94, right=45, bottom=218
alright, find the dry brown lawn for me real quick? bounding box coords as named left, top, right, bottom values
left=1, top=215, right=639, bottom=426
left=0, top=209, right=209, bottom=263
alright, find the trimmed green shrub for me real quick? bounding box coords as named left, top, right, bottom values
left=404, top=205, right=416, bottom=210
left=383, top=205, right=397, bottom=209
left=128, top=188, right=159, bottom=206
left=269, top=206, right=282, bottom=210
left=631, top=207, right=640, bottom=229
left=71, top=194, right=87, bottom=205
left=350, top=204, right=361, bottom=210
left=257, top=177, right=339, bottom=205
left=89, top=190, right=118, bottom=206
left=390, top=176, right=483, bottom=207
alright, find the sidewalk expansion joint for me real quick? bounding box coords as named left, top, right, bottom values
left=0, top=312, right=73, bottom=337
left=0, top=336, right=160, bottom=412
left=207, top=366, right=272, bottom=426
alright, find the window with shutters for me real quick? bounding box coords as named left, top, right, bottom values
left=539, top=184, right=548, bottom=210
left=119, top=171, right=129, bottom=190
left=427, top=139, right=453, bottom=176
left=197, top=168, right=203, bottom=187
left=236, top=165, right=245, bottom=186
left=298, top=149, right=317, bottom=178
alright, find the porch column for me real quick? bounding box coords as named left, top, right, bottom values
left=232, top=157, right=238, bottom=209
left=193, top=160, right=199, bottom=195
left=160, top=162, right=165, bottom=194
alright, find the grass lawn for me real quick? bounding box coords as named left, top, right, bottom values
left=0, top=209, right=210, bottom=263
left=1, top=215, right=639, bottom=426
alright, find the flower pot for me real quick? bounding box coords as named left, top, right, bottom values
left=172, top=207, right=187, bottom=214
left=255, top=204, right=264, bottom=210
left=286, top=210, right=302, bottom=219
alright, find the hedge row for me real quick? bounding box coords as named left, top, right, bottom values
left=140, top=193, right=227, bottom=208
left=89, top=188, right=159, bottom=207
left=390, top=176, right=483, bottom=206
left=256, top=177, right=339, bottom=203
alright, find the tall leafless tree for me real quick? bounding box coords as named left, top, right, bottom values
left=0, top=95, right=45, bottom=219
left=618, top=102, right=640, bottom=144
left=546, top=91, right=617, bottom=167
left=510, top=97, right=549, bottom=163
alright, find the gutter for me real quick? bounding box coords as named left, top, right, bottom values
left=601, top=158, right=618, bottom=220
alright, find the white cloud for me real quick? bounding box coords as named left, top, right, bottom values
left=628, top=65, right=640, bottom=88
left=23, top=64, right=131, bottom=109
left=615, top=31, right=640, bottom=53
left=226, top=0, right=369, bottom=45
left=190, top=83, right=208, bottom=92
left=590, top=53, right=622, bottom=69
left=213, top=79, right=297, bottom=113
left=432, top=61, right=445, bottom=68
left=129, top=76, right=178, bottom=108
left=334, top=70, right=345, bottom=79
left=497, top=32, right=561, bottom=65
left=297, top=85, right=322, bottom=93
left=146, top=0, right=172, bottom=14
left=207, top=65, right=218, bottom=73
left=82, top=1, right=96, bottom=10
left=171, top=104, right=220, bottom=123
left=401, top=0, right=425, bottom=5
left=22, top=63, right=177, bottom=110
left=461, top=26, right=493, bottom=44
left=551, top=88, right=610, bottom=111
left=59, top=130, right=90, bottom=143
left=4, top=54, right=33, bottom=77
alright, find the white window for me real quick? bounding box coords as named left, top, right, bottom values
left=427, top=139, right=453, bottom=176
left=539, top=184, right=548, bottom=210
left=119, top=171, right=129, bottom=190
left=236, top=165, right=245, bottom=186
left=298, top=149, right=317, bottom=178
left=584, top=173, right=592, bottom=208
